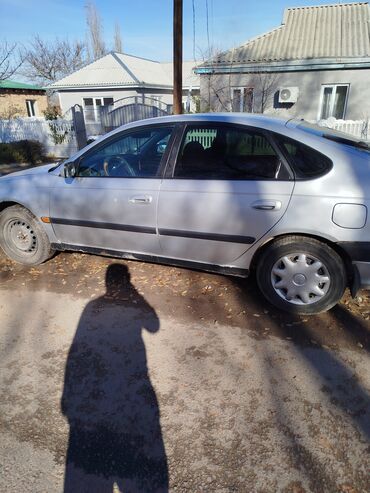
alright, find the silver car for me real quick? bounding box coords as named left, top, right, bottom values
left=1, top=113, right=369, bottom=314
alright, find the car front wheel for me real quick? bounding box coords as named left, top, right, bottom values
left=0, top=205, right=53, bottom=265
left=256, top=236, right=347, bottom=314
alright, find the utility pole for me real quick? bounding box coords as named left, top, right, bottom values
left=173, top=0, right=183, bottom=114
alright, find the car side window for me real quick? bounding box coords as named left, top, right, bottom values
left=276, top=135, right=333, bottom=179
left=77, top=126, right=174, bottom=178
left=174, top=125, right=284, bottom=180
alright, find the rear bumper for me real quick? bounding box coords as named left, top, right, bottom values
left=337, top=242, right=370, bottom=295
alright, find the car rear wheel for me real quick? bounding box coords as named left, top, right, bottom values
left=0, top=205, right=53, bottom=265
left=256, top=236, right=346, bottom=314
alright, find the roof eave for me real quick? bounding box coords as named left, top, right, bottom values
left=195, top=57, right=370, bottom=73
left=48, top=82, right=199, bottom=91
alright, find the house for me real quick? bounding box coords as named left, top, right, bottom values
left=195, top=2, right=370, bottom=122
left=48, top=51, right=200, bottom=124
left=0, top=80, right=47, bottom=119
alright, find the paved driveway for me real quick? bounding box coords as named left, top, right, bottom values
left=0, top=251, right=369, bottom=492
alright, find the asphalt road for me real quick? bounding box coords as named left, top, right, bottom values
left=0, top=250, right=369, bottom=493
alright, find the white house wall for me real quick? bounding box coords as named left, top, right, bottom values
left=201, top=68, right=370, bottom=120
left=57, top=88, right=175, bottom=115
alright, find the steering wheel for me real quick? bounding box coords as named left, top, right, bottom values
left=103, top=155, right=136, bottom=177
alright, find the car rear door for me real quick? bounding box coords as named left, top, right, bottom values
left=50, top=124, right=174, bottom=256
left=157, top=122, right=295, bottom=265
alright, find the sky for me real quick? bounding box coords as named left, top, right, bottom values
left=0, top=0, right=352, bottom=62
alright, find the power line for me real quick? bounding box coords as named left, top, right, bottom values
left=205, top=0, right=210, bottom=54
left=210, top=0, right=214, bottom=49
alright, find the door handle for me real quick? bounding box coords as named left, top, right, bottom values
left=129, top=195, right=153, bottom=204
left=252, top=200, right=282, bottom=211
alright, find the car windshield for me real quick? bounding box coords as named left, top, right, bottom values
left=297, top=121, right=370, bottom=153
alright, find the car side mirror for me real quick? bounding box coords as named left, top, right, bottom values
left=63, top=162, right=77, bottom=178
left=157, top=143, right=167, bottom=154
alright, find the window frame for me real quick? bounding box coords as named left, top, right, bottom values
left=165, top=122, right=293, bottom=182
left=231, top=87, right=254, bottom=112
left=318, top=84, right=350, bottom=120
left=72, top=123, right=177, bottom=179
left=26, top=99, right=37, bottom=117
left=82, top=96, right=114, bottom=122
left=271, top=131, right=333, bottom=181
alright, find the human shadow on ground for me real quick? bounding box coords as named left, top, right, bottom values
left=61, top=263, right=168, bottom=493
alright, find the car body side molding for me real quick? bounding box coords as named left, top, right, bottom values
left=50, top=218, right=256, bottom=244
left=158, top=228, right=255, bottom=244
left=50, top=218, right=157, bottom=235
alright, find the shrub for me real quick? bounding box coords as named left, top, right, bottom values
left=43, top=105, right=62, bottom=121
left=43, top=105, right=69, bottom=144
left=0, top=140, right=46, bottom=164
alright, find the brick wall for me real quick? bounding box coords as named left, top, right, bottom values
left=0, top=92, right=48, bottom=118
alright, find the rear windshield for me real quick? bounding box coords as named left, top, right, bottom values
left=297, top=121, right=370, bottom=153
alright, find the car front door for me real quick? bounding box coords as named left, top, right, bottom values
left=50, top=124, right=174, bottom=256
left=157, top=123, right=295, bottom=265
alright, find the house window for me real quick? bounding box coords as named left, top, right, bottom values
left=26, top=100, right=36, bottom=117
left=319, top=85, right=349, bottom=120
left=83, top=98, right=94, bottom=122
left=231, top=88, right=254, bottom=113
left=83, top=97, right=114, bottom=122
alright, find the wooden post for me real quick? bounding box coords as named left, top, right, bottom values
left=173, top=0, right=183, bottom=114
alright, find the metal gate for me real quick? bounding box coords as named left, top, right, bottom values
left=100, top=96, right=172, bottom=133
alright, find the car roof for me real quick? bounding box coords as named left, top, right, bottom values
left=122, top=112, right=290, bottom=130
left=103, top=113, right=290, bottom=141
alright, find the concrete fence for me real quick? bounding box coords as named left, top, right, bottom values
left=0, top=118, right=78, bottom=158
left=0, top=116, right=369, bottom=162
left=317, top=118, right=370, bottom=140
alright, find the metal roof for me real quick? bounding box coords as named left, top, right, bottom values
left=0, top=80, right=45, bottom=91
left=48, top=52, right=199, bottom=90
left=202, top=2, right=370, bottom=66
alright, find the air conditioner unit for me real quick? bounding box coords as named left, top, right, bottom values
left=279, top=87, right=299, bottom=103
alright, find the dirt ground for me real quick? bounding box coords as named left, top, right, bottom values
left=1, top=249, right=370, bottom=351
left=0, top=249, right=369, bottom=493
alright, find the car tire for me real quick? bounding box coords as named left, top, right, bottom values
left=0, top=205, right=53, bottom=265
left=256, top=236, right=347, bottom=315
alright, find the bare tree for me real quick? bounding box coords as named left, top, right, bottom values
left=58, top=39, right=86, bottom=76
left=197, top=44, right=281, bottom=115
left=197, top=46, right=235, bottom=112
left=198, top=51, right=279, bottom=114
left=114, top=22, right=123, bottom=52
left=255, top=72, right=279, bottom=114
left=22, top=36, right=86, bottom=84
left=85, top=1, right=106, bottom=60
left=0, top=40, right=23, bottom=81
